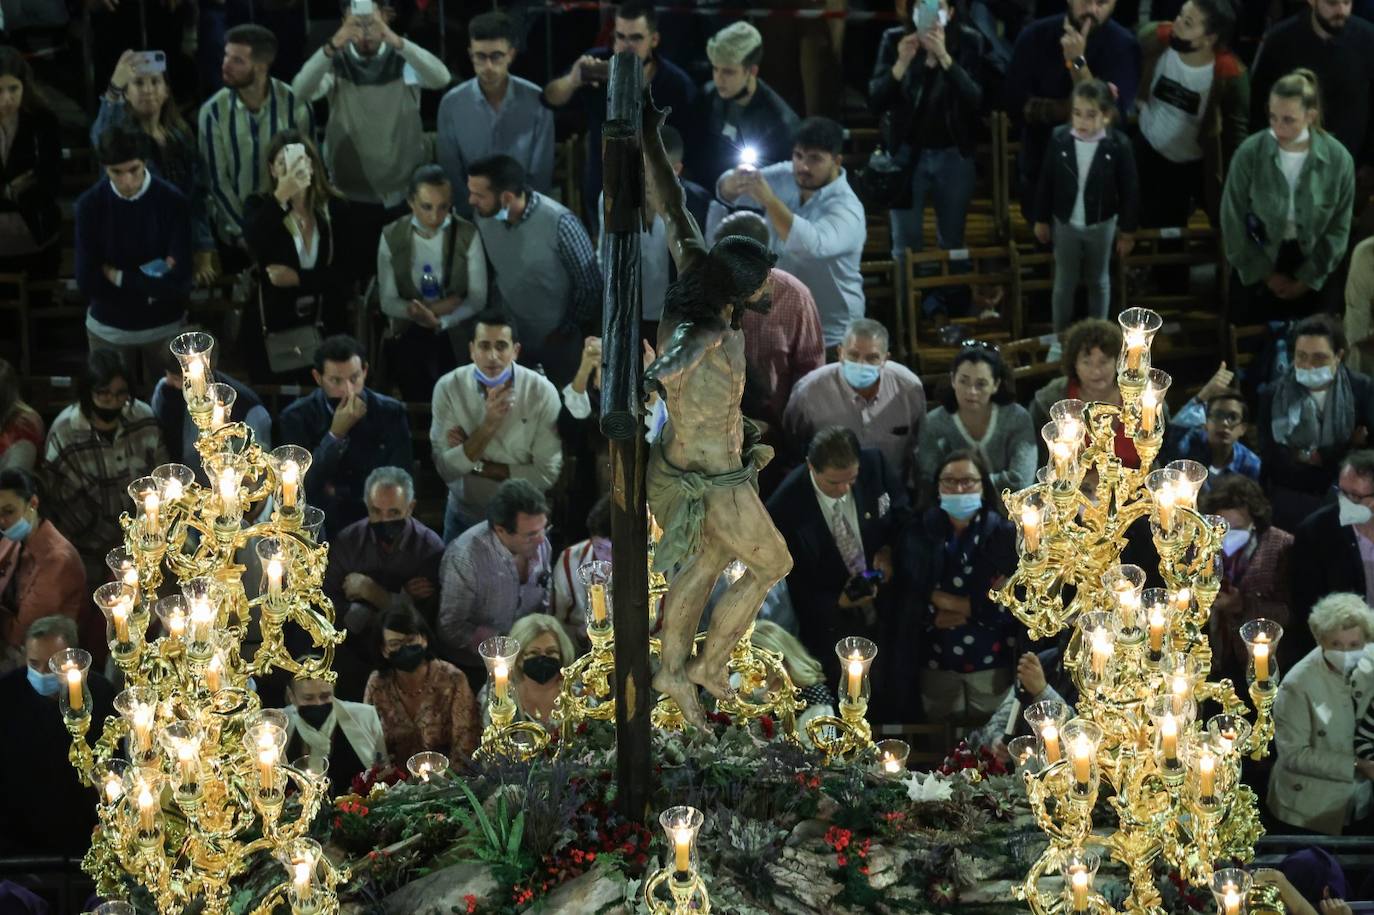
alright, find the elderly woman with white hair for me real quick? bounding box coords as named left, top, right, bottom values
left=1267, top=592, right=1374, bottom=835
left=478, top=614, right=576, bottom=731
left=750, top=620, right=835, bottom=743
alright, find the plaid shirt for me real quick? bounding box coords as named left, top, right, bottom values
left=740, top=267, right=826, bottom=425
left=42, top=401, right=168, bottom=557
left=438, top=521, right=551, bottom=668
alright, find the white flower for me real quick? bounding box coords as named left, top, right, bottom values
left=904, top=770, right=954, bottom=803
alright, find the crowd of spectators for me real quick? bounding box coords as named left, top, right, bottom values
left=6, top=0, right=1374, bottom=884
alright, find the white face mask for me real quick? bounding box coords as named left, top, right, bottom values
left=1294, top=365, right=1336, bottom=390
left=1339, top=494, right=1373, bottom=527
left=1323, top=647, right=1364, bottom=675
left=1221, top=527, right=1252, bottom=557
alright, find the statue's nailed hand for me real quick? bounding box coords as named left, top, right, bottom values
left=642, top=86, right=670, bottom=135
left=642, top=365, right=666, bottom=402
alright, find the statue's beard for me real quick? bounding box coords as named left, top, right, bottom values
left=730, top=293, right=772, bottom=328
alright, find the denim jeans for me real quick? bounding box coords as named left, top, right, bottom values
left=1051, top=217, right=1117, bottom=332
left=443, top=493, right=480, bottom=544
left=889, top=147, right=977, bottom=314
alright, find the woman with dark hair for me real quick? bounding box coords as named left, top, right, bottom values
left=0, top=46, right=62, bottom=280
left=1198, top=475, right=1292, bottom=689
left=363, top=605, right=479, bottom=764
left=242, top=129, right=353, bottom=380
left=897, top=449, right=1019, bottom=726
left=92, top=49, right=216, bottom=286
left=915, top=343, right=1035, bottom=507
left=1031, top=318, right=1166, bottom=469
left=0, top=468, right=87, bottom=672
left=0, top=359, right=43, bottom=473
left=43, top=348, right=167, bottom=568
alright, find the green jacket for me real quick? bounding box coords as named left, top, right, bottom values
left=1220, top=127, right=1355, bottom=289
left=1137, top=22, right=1250, bottom=226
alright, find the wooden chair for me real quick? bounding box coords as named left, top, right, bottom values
left=24, top=278, right=88, bottom=377
left=900, top=245, right=1018, bottom=362
left=988, top=111, right=1012, bottom=243
left=556, top=135, right=582, bottom=218
left=860, top=259, right=898, bottom=341
left=0, top=273, right=30, bottom=376
left=1000, top=334, right=1063, bottom=392
left=1114, top=226, right=1229, bottom=323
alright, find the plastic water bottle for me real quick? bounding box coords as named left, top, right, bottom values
left=420, top=264, right=441, bottom=303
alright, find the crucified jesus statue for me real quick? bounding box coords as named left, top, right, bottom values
left=639, top=95, right=793, bottom=729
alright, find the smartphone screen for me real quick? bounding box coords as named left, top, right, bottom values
left=135, top=51, right=167, bottom=75
left=350, top=0, right=375, bottom=16
left=917, top=0, right=940, bottom=31
left=140, top=259, right=171, bottom=278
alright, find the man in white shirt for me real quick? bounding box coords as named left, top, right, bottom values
left=709, top=117, right=867, bottom=347
left=430, top=309, right=563, bottom=541
left=377, top=165, right=488, bottom=401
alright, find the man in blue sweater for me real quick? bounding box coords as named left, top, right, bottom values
left=76, top=126, right=191, bottom=393
left=1006, top=0, right=1142, bottom=219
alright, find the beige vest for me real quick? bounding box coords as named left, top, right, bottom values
left=381, top=214, right=477, bottom=303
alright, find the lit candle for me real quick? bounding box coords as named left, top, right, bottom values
left=1156, top=484, right=1177, bottom=531
left=1090, top=629, right=1111, bottom=677
left=122, top=566, right=140, bottom=603
left=267, top=558, right=284, bottom=599
left=206, top=654, right=223, bottom=692
left=218, top=468, right=239, bottom=517
left=1125, top=330, right=1146, bottom=371
left=258, top=747, right=276, bottom=789
left=186, top=356, right=208, bottom=400
left=883, top=753, right=901, bottom=774
left=1051, top=441, right=1073, bottom=479
left=133, top=704, right=154, bottom=751
left=104, top=773, right=123, bottom=804
left=281, top=461, right=299, bottom=509
left=190, top=597, right=213, bottom=643
left=493, top=661, right=509, bottom=702
left=1160, top=713, right=1178, bottom=763
left=143, top=491, right=160, bottom=530
left=1222, top=884, right=1241, bottom=915
left=65, top=666, right=83, bottom=710
left=846, top=652, right=864, bottom=702
left=589, top=582, right=607, bottom=625
left=673, top=825, right=692, bottom=874
left=1253, top=635, right=1271, bottom=682
left=293, top=861, right=313, bottom=896
left=1071, top=734, right=1092, bottom=786
left=1071, top=868, right=1089, bottom=912
left=1042, top=724, right=1062, bottom=763
left=418, top=761, right=432, bottom=782
left=1020, top=504, right=1042, bottom=554
left=1148, top=608, right=1166, bottom=653
left=177, top=742, right=197, bottom=785
left=1199, top=749, right=1216, bottom=801
left=1173, top=588, right=1191, bottom=614
left=168, top=609, right=186, bottom=641
left=1171, top=675, right=1189, bottom=715
left=1141, top=386, right=1159, bottom=434
left=138, top=784, right=157, bottom=832
left=164, top=478, right=184, bottom=501
left=211, top=402, right=226, bottom=429
left=112, top=597, right=131, bottom=644
left=1219, top=727, right=1238, bottom=754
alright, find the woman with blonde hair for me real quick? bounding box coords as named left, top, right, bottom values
left=1267, top=592, right=1374, bottom=834
left=751, top=620, right=835, bottom=740
left=1221, top=68, right=1355, bottom=319
left=478, top=614, right=577, bottom=731
left=241, top=129, right=354, bottom=380
left=92, top=49, right=215, bottom=285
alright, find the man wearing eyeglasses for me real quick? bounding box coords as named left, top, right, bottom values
left=437, top=12, right=554, bottom=219
left=1163, top=362, right=1261, bottom=488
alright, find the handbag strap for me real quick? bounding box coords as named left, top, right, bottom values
left=257, top=273, right=323, bottom=331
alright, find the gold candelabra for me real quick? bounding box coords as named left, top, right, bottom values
left=804, top=636, right=878, bottom=764
left=476, top=635, right=552, bottom=760
left=643, top=805, right=711, bottom=914
left=57, top=332, right=348, bottom=914
left=993, top=308, right=1281, bottom=915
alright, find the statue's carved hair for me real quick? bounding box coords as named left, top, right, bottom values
left=663, top=234, right=776, bottom=326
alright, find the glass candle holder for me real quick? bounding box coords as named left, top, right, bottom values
left=256, top=538, right=289, bottom=603
left=205, top=451, right=249, bottom=528
left=578, top=560, right=614, bottom=630
left=155, top=595, right=189, bottom=643
left=1147, top=694, right=1194, bottom=773
left=248, top=707, right=289, bottom=733
left=1187, top=735, right=1225, bottom=808
left=205, top=648, right=228, bottom=693
left=115, top=686, right=160, bottom=763
left=245, top=722, right=287, bottom=794
left=1167, top=459, right=1208, bottom=511
left=270, top=444, right=312, bottom=514
left=127, top=475, right=164, bottom=544
left=1008, top=735, right=1041, bottom=771
left=407, top=751, right=449, bottom=782
left=292, top=753, right=331, bottom=783
left=480, top=636, right=522, bottom=708
left=1016, top=490, right=1048, bottom=561
left=1050, top=397, right=1087, bottom=434
left=1025, top=698, right=1072, bottom=765
left=95, top=582, right=140, bottom=658
left=1041, top=421, right=1083, bottom=487
left=100, top=759, right=131, bottom=806
left=1117, top=307, right=1163, bottom=379
left=94, top=903, right=136, bottom=915
left=1141, top=588, right=1171, bottom=659
left=1061, top=719, right=1103, bottom=796
left=835, top=636, right=878, bottom=706
left=659, top=805, right=705, bottom=876
left=1078, top=612, right=1116, bottom=688
left=876, top=739, right=910, bottom=775
left=1211, top=867, right=1252, bottom=915
left=170, top=330, right=215, bottom=408
left=106, top=546, right=141, bottom=605
left=279, top=837, right=325, bottom=909
left=301, top=505, right=327, bottom=541
left=1136, top=367, right=1172, bottom=438
left=125, top=768, right=163, bottom=838
left=153, top=462, right=195, bottom=504
left=1103, top=564, right=1147, bottom=643
left=1207, top=714, right=1254, bottom=757
left=1240, top=619, right=1284, bottom=690
left=1146, top=468, right=1185, bottom=536
left=160, top=721, right=203, bottom=794
left=1061, top=849, right=1101, bottom=913
left=49, top=647, right=92, bottom=720
left=181, top=577, right=220, bottom=657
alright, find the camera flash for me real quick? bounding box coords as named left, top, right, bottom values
left=738, top=147, right=759, bottom=167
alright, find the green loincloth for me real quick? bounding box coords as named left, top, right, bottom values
left=647, top=443, right=767, bottom=572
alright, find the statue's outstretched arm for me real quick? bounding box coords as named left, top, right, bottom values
left=642, top=93, right=707, bottom=275
left=642, top=319, right=724, bottom=399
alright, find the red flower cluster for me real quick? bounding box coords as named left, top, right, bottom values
left=824, top=826, right=872, bottom=874
left=511, top=886, right=535, bottom=906
left=759, top=715, right=776, bottom=739
left=706, top=710, right=733, bottom=727
left=463, top=893, right=478, bottom=913
left=350, top=762, right=408, bottom=795
left=337, top=799, right=369, bottom=817
left=937, top=740, right=1010, bottom=777
left=794, top=772, right=822, bottom=790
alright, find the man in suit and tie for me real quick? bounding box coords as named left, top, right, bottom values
left=765, top=425, right=908, bottom=710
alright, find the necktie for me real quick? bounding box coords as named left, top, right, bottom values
left=832, top=505, right=866, bottom=577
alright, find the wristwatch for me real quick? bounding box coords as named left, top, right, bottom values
left=472, top=460, right=485, bottom=476
left=1072, top=55, right=1087, bottom=72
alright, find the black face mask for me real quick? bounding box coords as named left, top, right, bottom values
left=388, top=643, right=426, bottom=672
left=298, top=702, right=333, bottom=728
left=370, top=519, right=405, bottom=545
left=1168, top=33, right=1196, bottom=52
left=89, top=403, right=124, bottom=423
left=522, top=654, right=562, bottom=685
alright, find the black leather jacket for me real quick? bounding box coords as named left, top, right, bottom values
left=868, top=23, right=989, bottom=161
left=1033, top=124, right=1140, bottom=230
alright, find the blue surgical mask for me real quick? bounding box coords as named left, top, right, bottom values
left=841, top=359, right=881, bottom=390
left=27, top=665, right=61, bottom=697
left=1294, top=365, right=1336, bottom=390
left=940, top=492, right=982, bottom=520
left=1221, top=527, right=1252, bottom=557
left=496, top=206, right=510, bottom=222
left=474, top=363, right=514, bottom=388
left=2, top=514, right=33, bottom=542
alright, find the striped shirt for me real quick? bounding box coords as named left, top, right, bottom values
left=197, top=79, right=314, bottom=241
left=42, top=400, right=168, bottom=558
